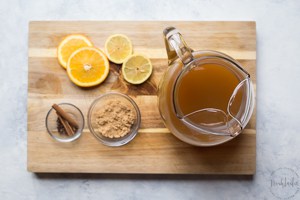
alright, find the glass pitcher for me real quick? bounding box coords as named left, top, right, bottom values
left=158, top=27, right=255, bottom=146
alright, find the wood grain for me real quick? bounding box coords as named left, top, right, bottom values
left=28, top=21, right=256, bottom=174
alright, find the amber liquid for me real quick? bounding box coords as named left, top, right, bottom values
left=176, top=63, right=242, bottom=118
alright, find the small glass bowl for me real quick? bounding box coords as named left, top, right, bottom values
left=45, top=103, right=84, bottom=143
left=88, top=92, right=141, bottom=147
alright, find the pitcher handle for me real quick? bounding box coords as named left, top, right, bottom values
left=163, top=27, right=194, bottom=65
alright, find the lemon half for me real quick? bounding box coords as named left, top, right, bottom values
left=122, top=54, right=152, bottom=84
left=105, top=34, right=133, bottom=64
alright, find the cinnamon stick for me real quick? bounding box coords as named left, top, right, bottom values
left=57, top=113, right=74, bottom=136
left=52, top=104, right=79, bottom=129
left=64, top=119, right=75, bottom=135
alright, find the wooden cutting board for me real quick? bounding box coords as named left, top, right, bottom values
left=28, top=21, right=256, bottom=174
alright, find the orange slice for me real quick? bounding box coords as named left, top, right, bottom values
left=57, top=34, right=93, bottom=69
left=67, top=47, right=110, bottom=87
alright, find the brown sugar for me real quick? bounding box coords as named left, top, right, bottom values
left=95, top=100, right=136, bottom=138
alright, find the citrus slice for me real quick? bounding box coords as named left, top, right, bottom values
left=67, top=47, right=109, bottom=87
left=122, top=54, right=152, bottom=84
left=57, top=34, right=93, bottom=69
left=105, top=34, right=133, bottom=64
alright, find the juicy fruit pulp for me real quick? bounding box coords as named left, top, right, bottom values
left=67, top=47, right=109, bottom=87
left=122, top=54, right=152, bottom=84
left=105, top=34, right=133, bottom=64
left=57, top=34, right=93, bottom=69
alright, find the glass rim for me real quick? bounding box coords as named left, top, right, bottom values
left=45, top=102, right=85, bottom=143
left=87, top=91, right=141, bottom=147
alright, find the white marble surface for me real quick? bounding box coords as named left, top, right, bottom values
left=1, top=0, right=300, bottom=199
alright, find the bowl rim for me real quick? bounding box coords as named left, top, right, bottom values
left=45, top=102, right=85, bottom=143
left=87, top=91, right=141, bottom=147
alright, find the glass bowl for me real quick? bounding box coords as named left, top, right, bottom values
left=45, top=103, right=84, bottom=142
left=88, top=92, right=141, bottom=147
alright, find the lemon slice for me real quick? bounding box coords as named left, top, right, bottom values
left=57, top=34, right=93, bottom=69
left=67, top=47, right=110, bottom=87
left=122, top=54, right=152, bottom=84
left=105, top=34, right=133, bottom=64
